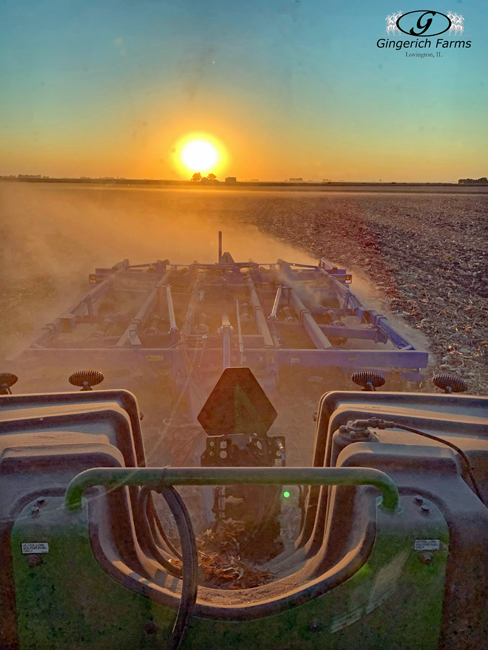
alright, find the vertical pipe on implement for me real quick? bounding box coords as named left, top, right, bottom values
left=220, top=315, right=232, bottom=371
left=218, top=231, right=223, bottom=263
left=269, top=286, right=282, bottom=320
left=166, top=285, right=178, bottom=338
left=246, top=275, right=275, bottom=348
left=287, top=287, right=333, bottom=349
left=235, top=299, right=244, bottom=365
left=116, top=269, right=173, bottom=347
left=84, top=297, right=94, bottom=319
left=277, top=262, right=332, bottom=349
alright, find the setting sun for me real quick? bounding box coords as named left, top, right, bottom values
left=182, top=140, right=218, bottom=172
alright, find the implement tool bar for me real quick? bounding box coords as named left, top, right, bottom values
left=65, top=467, right=399, bottom=512
left=246, top=275, right=275, bottom=348
left=116, top=269, right=173, bottom=347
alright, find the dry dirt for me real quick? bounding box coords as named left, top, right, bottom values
left=227, top=192, right=488, bottom=394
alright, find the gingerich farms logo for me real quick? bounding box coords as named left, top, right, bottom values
left=378, top=10, right=471, bottom=56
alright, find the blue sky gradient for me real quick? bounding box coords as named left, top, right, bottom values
left=1, top=0, right=486, bottom=181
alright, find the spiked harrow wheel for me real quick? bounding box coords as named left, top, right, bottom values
left=351, top=370, right=386, bottom=391
left=433, top=373, right=468, bottom=394
left=68, top=370, right=105, bottom=391
left=0, top=372, right=18, bottom=395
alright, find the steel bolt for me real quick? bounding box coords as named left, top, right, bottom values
left=419, top=553, right=434, bottom=565
left=27, top=555, right=43, bottom=567
left=420, top=505, right=431, bottom=516
left=414, top=495, right=424, bottom=505
left=30, top=506, right=40, bottom=517
left=309, top=620, right=320, bottom=633
left=36, top=497, right=46, bottom=507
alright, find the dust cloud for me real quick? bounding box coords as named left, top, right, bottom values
left=0, top=182, right=316, bottom=359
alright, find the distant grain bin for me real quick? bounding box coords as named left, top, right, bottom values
left=225, top=177, right=237, bottom=184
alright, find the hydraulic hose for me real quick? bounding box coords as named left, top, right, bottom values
left=148, top=493, right=183, bottom=561
left=354, top=418, right=485, bottom=506
left=138, top=486, right=198, bottom=650
left=138, top=487, right=183, bottom=578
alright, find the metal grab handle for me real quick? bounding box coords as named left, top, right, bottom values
left=65, top=467, right=400, bottom=512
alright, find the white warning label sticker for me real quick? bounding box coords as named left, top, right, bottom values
left=414, top=539, right=441, bottom=552
left=21, top=542, right=49, bottom=554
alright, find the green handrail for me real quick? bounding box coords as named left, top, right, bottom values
left=64, top=466, right=399, bottom=512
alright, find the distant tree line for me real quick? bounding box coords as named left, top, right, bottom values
left=458, top=177, right=488, bottom=184
left=191, top=173, right=217, bottom=182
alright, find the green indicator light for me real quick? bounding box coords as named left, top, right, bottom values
left=283, top=491, right=290, bottom=498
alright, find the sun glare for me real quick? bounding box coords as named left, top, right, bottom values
left=182, top=140, right=218, bottom=172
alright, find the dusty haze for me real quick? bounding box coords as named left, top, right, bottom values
left=0, top=182, right=317, bottom=359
